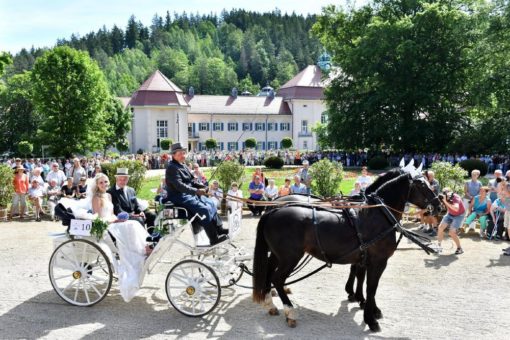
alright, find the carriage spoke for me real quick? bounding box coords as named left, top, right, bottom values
left=82, top=280, right=91, bottom=304
left=88, top=274, right=108, bottom=284
left=53, top=274, right=71, bottom=281
left=73, top=281, right=80, bottom=301
left=171, top=272, right=189, bottom=284
left=87, top=278, right=103, bottom=296
left=59, top=251, right=79, bottom=268
left=61, top=278, right=77, bottom=294
left=81, top=243, right=88, bottom=264
left=167, top=285, right=187, bottom=289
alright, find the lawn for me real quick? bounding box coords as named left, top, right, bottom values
left=138, top=167, right=361, bottom=201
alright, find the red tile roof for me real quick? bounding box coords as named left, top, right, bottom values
left=278, top=65, right=325, bottom=100
left=129, top=70, right=189, bottom=107
left=186, top=95, right=291, bottom=115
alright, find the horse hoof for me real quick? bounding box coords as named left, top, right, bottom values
left=347, top=294, right=356, bottom=302
left=359, top=301, right=366, bottom=309
left=286, top=318, right=297, bottom=328
left=268, top=308, right=279, bottom=316
left=374, top=308, right=383, bottom=320
left=271, top=289, right=277, bottom=297
left=369, top=322, right=381, bottom=332
left=284, top=287, right=292, bottom=294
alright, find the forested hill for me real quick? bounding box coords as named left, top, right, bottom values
left=8, top=9, right=322, bottom=96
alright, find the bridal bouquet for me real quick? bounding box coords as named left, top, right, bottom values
left=91, top=217, right=109, bottom=240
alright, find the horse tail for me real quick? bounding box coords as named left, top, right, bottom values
left=253, top=212, right=271, bottom=303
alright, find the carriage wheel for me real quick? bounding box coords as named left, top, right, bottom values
left=49, top=239, right=113, bottom=307
left=197, top=244, right=244, bottom=288
left=165, top=259, right=220, bottom=317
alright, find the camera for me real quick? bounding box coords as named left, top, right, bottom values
left=439, top=191, right=454, bottom=203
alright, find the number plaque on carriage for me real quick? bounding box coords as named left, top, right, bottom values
left=69, top=219, right=92, bottom=236
left=228, top=208, right=242, bottom=239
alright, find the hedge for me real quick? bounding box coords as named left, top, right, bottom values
left=100, top=160, right=147, bottom=193
left=367, top=156, right=389, bottom=170
left=264, top=156, right=284, bottom=169
left=459, top=159, right=488, bottom=177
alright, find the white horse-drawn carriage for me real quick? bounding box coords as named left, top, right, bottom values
left=48, top=202, right=250, bottom=317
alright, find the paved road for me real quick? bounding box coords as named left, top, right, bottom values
left=0, top=215, right=509, bottom=339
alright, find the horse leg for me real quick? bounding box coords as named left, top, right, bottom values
left=345, top=264, right=356, bottom=302
left=354, top=265, right=367, bottom=308
left=364, top=259, right=388, bottom=332
left=264, top=253, right=279, bottom=316
left=271, top=257, right=301, bottom=328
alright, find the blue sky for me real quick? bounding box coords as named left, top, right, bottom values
left=0, top=0, right=361, bottom=54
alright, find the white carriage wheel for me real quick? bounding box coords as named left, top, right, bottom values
left=165, top=259, right=221, bottom=317
left=197, top=243, right=244, bottom=288
left=49, top=239, right=113, bottom=307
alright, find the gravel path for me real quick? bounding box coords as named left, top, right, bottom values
left=0, top=216, right=509, bottom=340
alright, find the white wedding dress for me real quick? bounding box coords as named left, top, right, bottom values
left=59, top=194, right=150, bottom=302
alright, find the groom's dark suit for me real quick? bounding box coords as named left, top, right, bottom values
left=108, top=185, right=156, bottom=228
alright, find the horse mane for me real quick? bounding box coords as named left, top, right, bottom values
left=374, top=172, right=411, bottom=196
left=365, top=168, right=403, bottom=195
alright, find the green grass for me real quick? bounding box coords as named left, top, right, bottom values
left=138, top=167, right=360, bottom=200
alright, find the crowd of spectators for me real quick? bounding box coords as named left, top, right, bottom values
left=3, top=149, right=510, bottom=173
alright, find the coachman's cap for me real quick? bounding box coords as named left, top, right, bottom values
left=171, top=142, right=186, bottom=154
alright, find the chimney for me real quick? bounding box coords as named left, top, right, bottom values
left=188, top=86, right=195, bottom=97
left=268, top=89, right=275, bottom=99
left=231, top=87, right=238, bottom=98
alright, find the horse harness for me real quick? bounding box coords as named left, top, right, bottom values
left=310, top=195, right=406, bottom=269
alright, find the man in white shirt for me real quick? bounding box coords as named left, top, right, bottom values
left=290, top=175, right=307, bottom=194
left=46, top=162, right=67, bottom=187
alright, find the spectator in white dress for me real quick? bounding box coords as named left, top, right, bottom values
left=264, top=179, right=278, bottom=201
left=227, top=182, right=243, bottom=212
left=356, top=166, right=373, bottom=190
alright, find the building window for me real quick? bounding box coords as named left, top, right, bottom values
left=227, top=142, right=238, bottom=151
left=199, top=122, right=210, bottom=131
left=321, top=112, right=328, bottom=124
left=213, top=122, right=223, bottom=131
left=255, top=122, right=265, bottom=131
left=280, top=122, right=290, bottom=131
left=242, top=122, right=252, bottom=131
left=156, top=120, right=168, bottom=147
left=256, top=141, right=266, bottom=150
left=267, top=122, right=278, bottom=131
left=219, top=142, right=224, bottom=150
left=303, top=140, right=308, bottom=149
left=267, top=141, right=278, bottom=149
left=228, top=122, right=238, bottom=131
left=301, top=120, right=308, bottom=133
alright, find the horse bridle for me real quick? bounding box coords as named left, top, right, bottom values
left=409, top=175, right=440, bottom=214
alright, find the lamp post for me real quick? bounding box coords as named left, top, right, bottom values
left=176, top=113, right=180, bottom=142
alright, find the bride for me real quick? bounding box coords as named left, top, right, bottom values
left=61, top=173, right=151, bottom=302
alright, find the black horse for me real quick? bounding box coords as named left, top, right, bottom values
left=273, top=169, right=404, bottom=306
left=252, top=172, right=440, bottom=331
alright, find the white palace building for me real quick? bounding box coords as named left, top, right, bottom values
left=123, top=54, right=332, bottom=153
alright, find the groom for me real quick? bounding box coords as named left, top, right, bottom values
left=108, top=168, right=156, bottom=230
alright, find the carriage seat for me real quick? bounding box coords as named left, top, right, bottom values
left=162, top=201, right=190, bottom=220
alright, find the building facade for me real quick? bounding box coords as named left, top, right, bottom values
left=125, top=55, right=330, bottom=153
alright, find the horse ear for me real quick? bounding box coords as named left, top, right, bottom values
left=399, top=158, right=405, bottom=168
left=416, top=162, right=423, bottom=174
